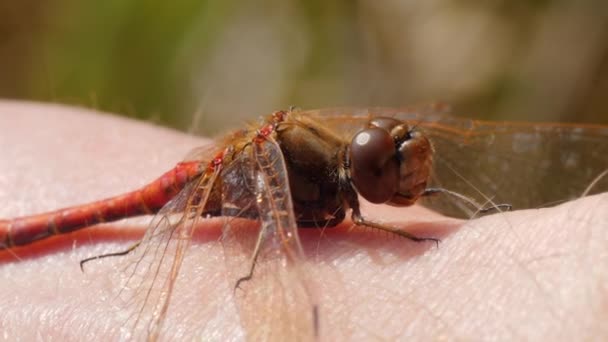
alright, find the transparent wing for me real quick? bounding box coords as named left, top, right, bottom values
left=220, top=136, right=319, bottom=341
left=414, top=116, right=608, bottom=216
left=110, top=167, right=218, bottom=340
left=81, top=143, right=220, bottom=340
left=301, top=107, right=608, bottom=217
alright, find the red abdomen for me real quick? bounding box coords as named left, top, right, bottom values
left=0, top=161, right=203, bottom=249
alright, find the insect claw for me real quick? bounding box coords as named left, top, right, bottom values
left=428, top=237, right=441, bottom=249
left=233, top=276, right=251, bottom=295
left=79, top=256, right=96, bottom=272
left=410, top=236, right=440, bottom=248
left=479, top=203, right=512, bottom=213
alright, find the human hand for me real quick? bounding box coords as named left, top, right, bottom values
left=1, top=101, right=606, bottom=340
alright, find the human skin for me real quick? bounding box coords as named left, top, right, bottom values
left=0, top=101, right=607, bottom=340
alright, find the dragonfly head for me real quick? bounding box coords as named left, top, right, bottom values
left=349, top=117, right=433, bottom=206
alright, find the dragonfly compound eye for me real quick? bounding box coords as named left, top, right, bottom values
left=349, top=127, right=400, bottom=203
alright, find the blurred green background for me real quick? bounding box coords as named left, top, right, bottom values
left=1, top=0, right=607, bottom=134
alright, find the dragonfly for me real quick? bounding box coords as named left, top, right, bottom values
left=1, top=106, right=607, bottom=340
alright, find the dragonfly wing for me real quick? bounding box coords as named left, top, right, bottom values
left=411, top=117, right=608, bottom=215
left=220, top=136, right=319, bottom=341
left=300, top=105, right=450, bottom=140
left=96, top=164, right=219, bottom=340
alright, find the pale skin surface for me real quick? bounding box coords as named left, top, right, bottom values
left=0, top=101, right=607, bottom=341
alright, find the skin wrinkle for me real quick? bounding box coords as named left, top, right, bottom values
left=477, top=214, right=555, bottom=332
left=0, top=101, right=607, bottom=340
left=585, top=196, right=608, bottom=333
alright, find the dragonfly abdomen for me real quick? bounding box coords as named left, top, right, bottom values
left=0, top=161, right=203, bottom=249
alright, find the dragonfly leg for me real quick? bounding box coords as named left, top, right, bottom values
left=79, top=241, right=141, bottom=271
left=351, top=209, right=440, bottom=248
left=422, top=188, right=512, bottom=214
left=296, top=208, right=346, bottom=229
left=233, top=225, right=266, bottom=293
